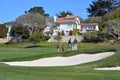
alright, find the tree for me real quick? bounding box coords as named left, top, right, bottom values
left=73, top=24, right=79, bottom=36
left=84, top=16, right=102, bottom=23
left=54, top=32, right=62, bottom=43
left=25, top=6, right=49, bottom=17
left=103, top=7, right=120, bottom=20
left=56, top=11, right=73, bottom=18
left=15, top=13, right=52, bottom=35
left=100, top=7, right=120, bottom=30
left=83, top=31, right=100, bottom=42
left=111, top=0, right=120, bottom=6
left=29, top=32, right=41, bottom=46
left=87, top=0, right=113, bottom=17
left=101, top=20, right=120, bottom=40
left=0, top=24, right=8, bottom=38
left=97, top=6, right=120, bottom=41
left=28, top=31, right=50, bottom=46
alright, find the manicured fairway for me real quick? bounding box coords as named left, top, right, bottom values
left=0, top=64, right=120, bottom=80
left=0, top=42, right=120, bottom=80
left=0, top=47, right=56, bottom=61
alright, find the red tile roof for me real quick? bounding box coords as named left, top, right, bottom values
left=65, top=16, right=77, bottom=19
left=56, top=18, right=64, bottom=23
left=55, top=16, right=78, bottom=23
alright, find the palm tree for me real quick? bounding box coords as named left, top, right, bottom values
left=56, top=11, right=73, bottom=18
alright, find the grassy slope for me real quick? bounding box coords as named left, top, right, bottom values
left=0, top=42, right=120, bottom=80
left=0, top=47, right=57, bottom=61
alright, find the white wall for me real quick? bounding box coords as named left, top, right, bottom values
left=95, top=25, right=99, bottom=31
left=60, top=24, right=73, bottom=31
left=59, top=23, right=74, bottom=35
left=80, top=24, right=99, bottom=33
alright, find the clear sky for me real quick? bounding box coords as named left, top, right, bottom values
left=0, top=0, right=93, bottom=24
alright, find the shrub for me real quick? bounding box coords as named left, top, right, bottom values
left=22, top=28, right=30, bottom=39
left=99, top=33, right=114, bottom=41
left=73, top=28, right=79, bottom=36
left=29, top=32, right=50, bottom=46
left=29, top=32, right=42, bottom=46
left=42, top=35, right=50, bottom=41
left=83, top=31, right=100, bottom=42
left=61, top=30, right=65, bottom=35
left=0, top=24, right=8, bottom=38
left=11, top=27, right=30, bottom=39
left=101, top=20, right=120, bottom=41
left=11, top=27, right=24, bottom=37
left=54, top=32, right=62, bottom=42
left=69, top=30, right=73, bottom=36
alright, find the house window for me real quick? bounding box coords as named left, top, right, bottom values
left=56, top=24, right=60, bottom=27
left=66, top=31, right=69, bottom=36
left=88, top=25, right=93, bottom=30
left=56, top=24, right=60, bottom=29
left=85, top=25, right=94, bottom=30
left=67, top=23, right=72, bottom=28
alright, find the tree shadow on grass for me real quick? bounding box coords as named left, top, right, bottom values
left=25, top=45, right=42, bottom=48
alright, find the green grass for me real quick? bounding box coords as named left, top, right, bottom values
left=0, top=42, right=120, bottom=80
left=0, top=47, right=57, bottom=61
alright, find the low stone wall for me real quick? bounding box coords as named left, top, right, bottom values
left=0, top=38, right=11, bottom=44
left=48, top=36, right=83, bottom=42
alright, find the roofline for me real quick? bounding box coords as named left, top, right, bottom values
left=81, top=23, right=99, bottom=25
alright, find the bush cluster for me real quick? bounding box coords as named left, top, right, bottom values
left=83, top=31, right=101, bottom=42
left=0, top=24, right=8, bottom=38
left=11, top=27, right=30, bottom=39
left=29, top=32, right=50, bottom=44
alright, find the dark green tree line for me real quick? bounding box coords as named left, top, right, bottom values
left=25, top=6, right=49, bottom=17
left=87, top=0, right=120, bottom=17
left=56, top=11, right=73, bottom=18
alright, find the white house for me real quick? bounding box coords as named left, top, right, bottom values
left=43, top=15, right=99, bottom=36
left=53, top=15, right=81, bottom=36
left=53, top=15, right=99, bottom=36
left=43, top=23, right=53, bottom=36
left=80, top=23, right=99, bottom=33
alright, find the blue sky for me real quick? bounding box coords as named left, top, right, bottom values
left=0, top=0, right=93, bottom=23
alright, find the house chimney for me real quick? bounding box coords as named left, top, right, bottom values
left=54, top=16, right=57, bottom=22
left=67, top=15, right=70, bottom=16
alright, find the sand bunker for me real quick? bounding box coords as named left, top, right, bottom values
left=4, top=52, right=115, bottom=67
left=95, top=66, right=120, bottom=70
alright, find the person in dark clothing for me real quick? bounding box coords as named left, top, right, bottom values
left=56, top=44, right=60, bottom=52
left=68, top=38, right=72, bottom=51
left=73, top=38, right=78, bottom=51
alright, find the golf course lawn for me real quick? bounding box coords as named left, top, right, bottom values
left=0, top=42, right=120, bottom=80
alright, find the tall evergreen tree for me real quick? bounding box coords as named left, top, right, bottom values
left=111, top=0, right=120, bottom=6
left=87, top=0, right=113, bottom=17
left=25, top=6, right=49, bottom=17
